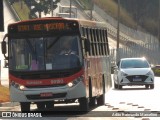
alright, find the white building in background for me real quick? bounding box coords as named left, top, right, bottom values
left=57, top=4, right=77, bottom=18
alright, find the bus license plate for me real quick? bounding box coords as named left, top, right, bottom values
left=133, top=78, right=142, bottom=82
left=40, top=92, right=53, bottom=97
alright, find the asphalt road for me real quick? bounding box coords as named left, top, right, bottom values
left=1, top=77, right=160, bottom=120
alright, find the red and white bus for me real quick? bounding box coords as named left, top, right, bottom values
left=1, top=17, right=111, bottom=111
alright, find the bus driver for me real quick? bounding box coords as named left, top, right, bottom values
left=60, top=39, right=76, bottom=55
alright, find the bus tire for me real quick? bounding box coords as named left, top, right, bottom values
left=46, top=101, right=54, bottom=110
left=79, top=97, right=89, bottom=112
left=36, top=102, right=45, bottom=110
left=20, top=102, right=30, bottom=112
left=89, top=97, right=96, bottom=106
left=97, top=94, right=105, bottom=106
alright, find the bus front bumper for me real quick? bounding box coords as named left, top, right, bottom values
left=10, top=81, right=86, bottom=102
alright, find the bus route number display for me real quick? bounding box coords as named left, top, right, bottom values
left=17, top=22, right=71, bottom=32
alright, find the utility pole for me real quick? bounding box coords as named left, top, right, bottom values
left=51, top=0, right=53, bottom=16
left=21, top=0, right=23, bottom=9
left=69, top=0, right=72, bottom=18
left=90, top=0, right=93, bottom=20
left=117, top=0, right=120, bottom=49
left=116, top=0, right=120, bottom=62
left=158, top=0, right=160, bottom=46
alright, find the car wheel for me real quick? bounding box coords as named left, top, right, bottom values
left=118, top=85, right=122, bottom=89
left=150, top=84, right=154, bottom=89
left=145, top=85, right=149, bottom=89
left=89, top=97, right=96, bottom=106
left=114, top=82, right=118, bottom=89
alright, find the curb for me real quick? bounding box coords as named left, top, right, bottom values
left=0, top=102, right=19, bottom=107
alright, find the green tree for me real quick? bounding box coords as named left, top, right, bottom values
left=31, top=0, right=60, bottom=18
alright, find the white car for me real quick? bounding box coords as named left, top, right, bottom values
left=113, top=58, right=154, bottom=89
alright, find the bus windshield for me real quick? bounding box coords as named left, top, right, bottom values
left=9, top=35, right=83, bottom=71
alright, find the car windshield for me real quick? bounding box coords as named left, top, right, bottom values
left=9, top=35, right=83, bottom=71
left=121, top=59, right=150, bottom=69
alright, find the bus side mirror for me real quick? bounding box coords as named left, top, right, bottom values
left=1, top=41, right=7, bottom=54
left=1, top=34, right=8, bottom=60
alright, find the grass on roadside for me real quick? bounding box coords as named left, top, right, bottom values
left=77, top=0, right=92, bottom=10
left=12, top=1, right=30, bottom=20
left=94, top=0, right=137, bottom=29
left=0, top=85, right=10, bottom=103
left=78, top=0, right=137, bottom=29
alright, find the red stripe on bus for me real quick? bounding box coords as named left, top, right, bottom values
left=9, top=69, right=84, bottom=86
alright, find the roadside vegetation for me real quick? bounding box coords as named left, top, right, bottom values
left=10, top=0, right=137, bottom=29
left=8, top=0, right=60, bottom=20
left=8, top=0, right=158, bottom=36
left=0, top=85, right=10, bottom=103
left=78, top=0, right=158, bottom=36
left=12, top=0, right=30, bottom=20
left=78, top=0, right=137, bottom=29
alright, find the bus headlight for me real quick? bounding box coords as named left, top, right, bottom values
left=67, top=76, right=84, bottom=88
left=19, top=85, right=26, bottom=90
left=68, top=82, right=74, bottom=87
left=11, top=81, right=26, bottom=90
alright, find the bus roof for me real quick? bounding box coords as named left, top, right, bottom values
left=8, top=17, right=107, bottom=29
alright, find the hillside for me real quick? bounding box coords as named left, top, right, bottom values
left=79, top=0, right=159, bottom=37
left=116, top=0, right=159, bottom=36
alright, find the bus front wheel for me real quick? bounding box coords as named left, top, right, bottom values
left=46, top=101, right=54, bottom=110
left=36, top=102, right=45, bottom=110
left=20, top=102, right=30, bottom=112
left=79, top=97, right=89, bottom=112
left=37, top=101, right=54, bottom=110
left=97, top=94, right=105, bottom=106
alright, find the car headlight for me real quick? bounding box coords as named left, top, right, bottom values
left=10, top=81, right=26, bottom=90
left=146, top=71, right=152, bottom=76
left=67, top=76, right=84, bottom=88
left=121, top=71, right=128, bottom=76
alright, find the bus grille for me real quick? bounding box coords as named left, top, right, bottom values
left=26, top=93, right=67, bottom=100
left=20, top=72, right=72, bottom=79
left=26, top=84, right=67, bottom=88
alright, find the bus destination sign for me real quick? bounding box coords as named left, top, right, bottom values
left=17, top=22, right=70, bottom=32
